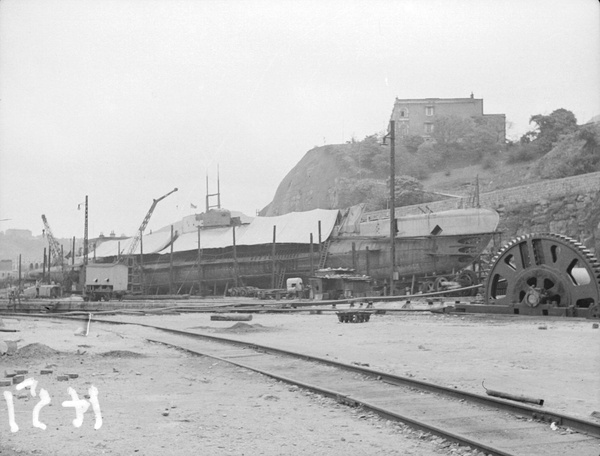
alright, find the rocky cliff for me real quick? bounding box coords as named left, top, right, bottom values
left=261, top=146, right=345, bottom=216
left=262, top=142, right=600, bottom=254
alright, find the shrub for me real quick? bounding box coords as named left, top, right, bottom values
left=417, top=141, right=444, bottom=170
left=336, top=178, right=388, bottom=211
left=481, top=156, right=496, bottom=170
left=402, top=135, right=425, bottom=154
left=398, top=149, right=430, bottom=180
left=507, top=143, right=542, bottom=163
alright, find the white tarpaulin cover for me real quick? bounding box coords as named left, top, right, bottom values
left=93, top=230, right=174, bottom=258
left=162, top=208, right=340, bottom=254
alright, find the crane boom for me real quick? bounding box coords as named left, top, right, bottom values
left=123, top=187, right=178, bottom=259
left=41, top=214, right=64, bottom=266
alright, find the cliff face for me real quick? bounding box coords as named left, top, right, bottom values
left=262, top=145, right=346, bottom=216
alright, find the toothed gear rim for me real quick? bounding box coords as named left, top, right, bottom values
left=483, top=233, right=600, bottom=308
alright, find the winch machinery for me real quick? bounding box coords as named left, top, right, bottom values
left=483, top=233, right=600, bottom=318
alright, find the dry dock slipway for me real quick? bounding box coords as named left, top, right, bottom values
left=99, top=205, right=498, bottom=295
left=14, top=204, right=498, bottom=299
left=4, top=200, right=600, bottom=320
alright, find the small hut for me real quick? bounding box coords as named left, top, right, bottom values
left=309, top=268, right=372, bottom=300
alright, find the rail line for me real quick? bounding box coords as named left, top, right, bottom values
left=7, top=313, right=600, bottom=456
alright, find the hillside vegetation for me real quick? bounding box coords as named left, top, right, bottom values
left=263, top=109, right=600, bottom=216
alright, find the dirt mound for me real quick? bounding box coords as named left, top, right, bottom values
left=219, top=323, right=275, bottom=333
left=99, top=350, right=146, bottom=358
left=16, top=343, right=61, bottom=358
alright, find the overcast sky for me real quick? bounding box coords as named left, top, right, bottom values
left=1, top=0, right=598, bottom=239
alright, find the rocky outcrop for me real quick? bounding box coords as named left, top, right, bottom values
left=262, top=146, right=347, bottom=216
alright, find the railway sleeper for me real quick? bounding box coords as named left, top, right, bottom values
left=335, top=394, right=360, bottom=407
left=531, top=412, right=563, bottom=426
left=336, top=311, right=372, bottom=323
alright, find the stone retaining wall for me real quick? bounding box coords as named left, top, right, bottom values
left=366, top=172, right=600, bottom=254
left=397, top=171, right=600, bottom=216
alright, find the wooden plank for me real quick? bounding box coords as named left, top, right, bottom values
left=210, top=314, right=253, bottom=321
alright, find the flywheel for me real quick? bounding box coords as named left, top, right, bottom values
left=484, top=233, right=600, bottom=309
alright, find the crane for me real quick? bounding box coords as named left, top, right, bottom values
left=41, top=214, right=64, bottom=267
left=121, top=187, right=178, bottom=260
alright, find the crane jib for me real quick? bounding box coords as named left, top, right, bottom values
left=122, top=188, right=178, bottom=259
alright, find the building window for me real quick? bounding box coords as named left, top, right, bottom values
left=425, top=106, right=434, bottom=116
left=399, top=109, right=406, bottom=117
left=424, top=123, right=434, bottom=134
left=399, top=122, right=409, bottom=137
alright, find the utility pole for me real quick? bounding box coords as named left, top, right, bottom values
left=271, top=226, right=277, bottom=288
left=82, top=195, right=89, bottom=297
left=197, top=226, right=202, bottom=296
left=309, top=233, right=314, bottom=277
left=383, top=120, right=396, bottom=295
left=42, top=248, right=47, bottom=283
left=169, top=225, right=174, bottom=294
left=139, top=228, right=144, bottom=295
left=318, top=221, right=322, bottom=254
left=83, top=195, right=89, bottom=265
left=232, top=225, right=239, bottom=287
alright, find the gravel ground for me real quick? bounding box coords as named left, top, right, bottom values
left=98, top=308, right=600, bottom=418
left=1, top=308, right=599, bottom=455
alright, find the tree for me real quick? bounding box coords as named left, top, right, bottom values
left=336, top=178, right=388, bottom=211
left=397, top=151, right=430, bottom=180
left=331, top=134, right=391, bottom=179
left=417, top=141, right=443, bottom=170
left=432, top=115, right=474, bottom=156
left=430, top=115, right=502, bottom=165
left=402, top=135, right=424, bottom=154
left=522, top=108, right=578, bottom=154
left=391, top=175, right=433, bottom=207
left=464, top=117, right=504, bottom=160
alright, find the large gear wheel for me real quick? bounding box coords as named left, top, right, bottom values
left=484, top=233, right=600, bottom=309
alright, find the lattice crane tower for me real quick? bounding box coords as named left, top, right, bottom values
left=41, top=214, right=64, bottom=266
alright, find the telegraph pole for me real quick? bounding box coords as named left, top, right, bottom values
left=271, top=226, right=277, bottom=288
left=83, top=195, right=89, bottom=265
left=169, top=225, right=174, bottom=294
left=197, top=226, right=203, bottom=296
left=385, top=120, right=396, bottom=295
left=139, top=228, right=144, bottom=295
left=82, top=195, right=89, bottom=296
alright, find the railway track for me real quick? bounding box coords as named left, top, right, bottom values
left=14, top=313, right=600, bottom=456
